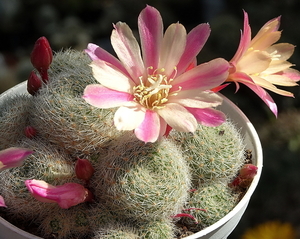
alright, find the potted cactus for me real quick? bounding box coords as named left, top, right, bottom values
left=0, top=5, right=298, bottom=239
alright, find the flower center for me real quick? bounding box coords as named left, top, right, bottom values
left=133, top=68, right=178, bottom=110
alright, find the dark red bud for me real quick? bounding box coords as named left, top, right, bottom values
left=27, top=71, right=42, bottom=95
left=25, top=126, right=37, bottom=139
left=75, top=158, right=95, bottom=182
left=30, top=37, right=53, bottom=82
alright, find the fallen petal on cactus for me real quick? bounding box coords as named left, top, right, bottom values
left=0, top=195, right=7, bottom=208
left=24, top=126, right=37, bottom=139
left=172, top=213, right=198, bottom=224
left=30, top=36, right=53, bottom=82
left=0, top=147, right=34, bottom=171
left=75, top=158, right=95, bottom=182
left=25, top=179, right=93, bottom=209
left=27, top=71, right=42, bottom=95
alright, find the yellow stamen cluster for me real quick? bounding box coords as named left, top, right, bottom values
left=133, top=68, right=175, bottom=110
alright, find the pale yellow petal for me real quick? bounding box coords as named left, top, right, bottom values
left=252, top=75, right=294, bottom=96
left=237, top=51, right=271, bottom=74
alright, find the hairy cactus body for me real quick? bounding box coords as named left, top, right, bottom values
left=0, top=94, right=32, bottom=150
left=93, top=133, right=190, bottom=222
left=30, top=50, right=121, bottom=157
left=171, top=121, right=245, bottom=186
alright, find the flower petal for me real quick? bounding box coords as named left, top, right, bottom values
left=230, top=10, right=251, bottom=64
left=266, top=43, right=295, bottom=61
left=171, top=58, right=229, bottom=92
left=158, top=23, right=187, bottom=77
left=0, top=195, right=7, bottom=208
left=83, top=84, right=133, bottom=108
left=252, top=75, right=294, bottom=97
left=186, top=107, right=226, bottom=126
left=111, top=22, right=144, bottom=84
left=114, top=104, right=146, bottom=130
left=279, top=68, right=300, bottom=81
left=157, top=103, right=197, bottom=132
left=169, top=91, right=223, bottom=108
left=90, top=60, right=135, bottom=92
left=25, top=180, right=91, bottom=209
left=0, top=147, right=33, bottom=171
left=250, top=17, right=281, bottom=50
left=176, top=23, right=211, bottom=75
left=236, top=50, right=271, bottom=74
left=138, top=5, right=163, bottom=70
left=134, top=110, right=161, bottom=143
left=262, top=74, right=298, bottom=87
left=261, top=61, right=293, bottom=75
left=85, top=43, right=129, bottom=77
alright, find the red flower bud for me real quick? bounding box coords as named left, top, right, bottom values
left=239, top=164, right=258, bottom=179
left=30, top=36, right=53, bottom=83
left=25, top=126, right=37, bottom=139
left=75, top=158, right=95, bottom=182
left=27, top=71, right=42, bottom=95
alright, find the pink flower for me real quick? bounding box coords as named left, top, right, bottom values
left=0, top=147, right=33, bottom=171
left=25, top=179, right=93, bottom=209
left=226, top=11, right=300, bottom=116
left=0, top=195, right=7, bottom=208
left=83, top=5, right=229, bottom=143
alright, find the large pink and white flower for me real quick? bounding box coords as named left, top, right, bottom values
left=83, top=5, right=229, bottom=142
left=226, top=11, right=300, bottom=116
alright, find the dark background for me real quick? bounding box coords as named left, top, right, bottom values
left=1, top=0, right=300, bottom=237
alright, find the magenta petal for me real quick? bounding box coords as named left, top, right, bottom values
left=230, top=10, right=251, bottom=64
left=134, top=110, right=161, bottom=143
left=83, top=84, right=133, bottom=108
left=25, top=180, right=91, bottom=209
left=138, top=5, right=163, bottom=69
left=0, top=147, right=33, bottom=171
left=176, top=23, right=211, bottom=75
left=186, top=107, right=226, bottom=126
left=0, top=195, right=7, bottom=208
left=85, top=43, right=129, bottom=77
left=172, top=58, right=229, bottom=92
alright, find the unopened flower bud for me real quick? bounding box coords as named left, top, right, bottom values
left=30, top=36, right=53, bottom=83
left=25, top=126, right=37, bottom=139
left=0, top=147, right=33, bottom=171
left=239, top=164, right=258, bottom=179
left=25, top=179, right=93, bottom=209
left=0, top=195, right=7, bottom=208
left=75, top=158, right=95, bottom=182
left=27, top=71, right=42, bottom=96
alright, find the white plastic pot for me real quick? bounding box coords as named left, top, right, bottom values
left=0, top=82, right=263, bottom=239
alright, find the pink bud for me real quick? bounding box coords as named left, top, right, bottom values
left=24, top=126, right=37, bottom=139
left=27, top=71, right=42, bottom=95
left=239, top=164, right=258, bottom=179
left=30, top=36, right=53, bottom=82
left=25, top=179, right=93, bottom=209
left=75, top=158, right=95, bottom=182
left=0, top=195, right=7, bottom=208
left=0, top=147, right=34, bottom=171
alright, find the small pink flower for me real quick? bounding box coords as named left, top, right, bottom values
left=75, top=158, right=95, bottom=182
left=0, top=195, right=7, bottom=208
left=0, top=147, right=33, bottom=171
left=25, top=179, right=93, bottom=209
left=226, top=11, right=300, bottom=116
left=30, top=36, right=53, bottom=82
left=83, top=5, right=229, bottom=143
